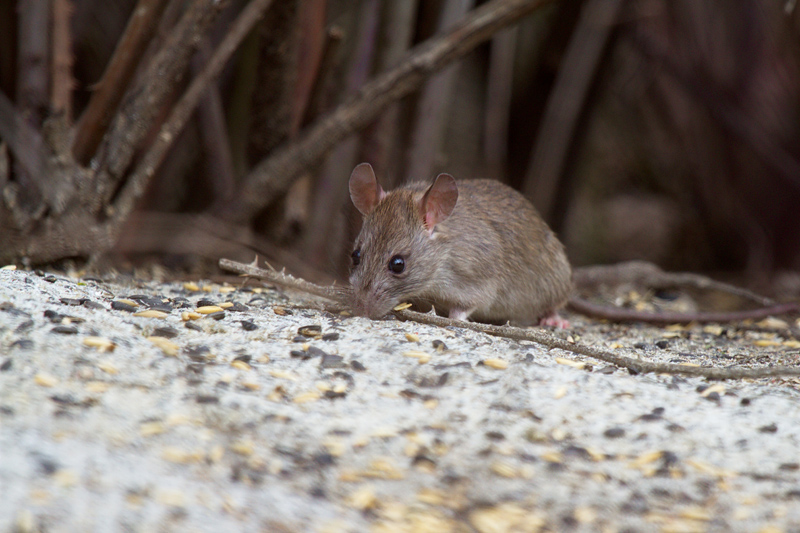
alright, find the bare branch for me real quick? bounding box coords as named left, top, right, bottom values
left=108, top=0, right=274, bottom=237
left=71, top=0, right=169, bottom=164
left=522, top=0, right=623, bottom=221
left=0, top=90, right=47, bottom=182
left=50, top=0, right=75, bottom=121
left=95, top=0, right=229, bottom=188
left=226, top=0, right=556, bottom=222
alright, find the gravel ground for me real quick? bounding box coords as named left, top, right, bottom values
left=2, top=267, right=800, bottom=532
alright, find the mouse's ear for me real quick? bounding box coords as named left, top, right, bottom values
left=420, top=173, right=458, bottom=231
left=349, top=163, right=385, bottom=216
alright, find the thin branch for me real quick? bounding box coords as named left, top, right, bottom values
left=225, top=0, right=556, bottom=222
left=95, top=0, right=229, bottom=189
left=50, top=0, right=74, bottom=121
left=0, top=90, right=47, bottom=182
left=108, top=0, right=274, bottom=237
left=218, top=257, right=800, bottom=380
left=522, top=0, right=623, bottom=221
left=71, top=0, right=168, bottom=164
left=405, top=0, right=475, bottom=182
left=484, top=27, right=516, bottom=181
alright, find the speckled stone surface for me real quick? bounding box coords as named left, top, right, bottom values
left=2, top=267, right=800, bottom=532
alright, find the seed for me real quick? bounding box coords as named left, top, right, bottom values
left=556, top=357, right=586, bottom=370
left=196, top=305, right=224, bottom=314
left=183, top=282, right=200, bottom=291
left=97, top=361, right=118, bottom=374
left=181, top=311, right=201, bottom=321
left=393, top=302, right=412, bottom=311
left=133, top=310, right=168, bottom=318
left=230, top=360, right=251, bottom=371
left=482, top=358, right=508, bottom=369
left=148, top=336, right=179, bottom=356
left=293, top=391, right=322, bottom=403
left=83, top=336, right=116, bottom=352
left=34, top=373, right=58, bottom=387
left=405, top=332, right=420, bottom=342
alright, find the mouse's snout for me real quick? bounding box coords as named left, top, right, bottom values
left=350, top=283, right=396, bottom=320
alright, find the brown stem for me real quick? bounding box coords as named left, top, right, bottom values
left=522, top=0, right=623, bottom=223
left=50, top=0, right=74, bottom=121
left=217, top=257, right=800, bottom=380
left=568, top=297, right=799, bottom=325
left=108, top=0, right=274, bottom=238
left=484, top=27, right=516, bottom=181
left=95, top=0, right=229, bottom=189
left=71, top=0, right=168, bottom=165
left=405, top=0, right=475, bottom=182
left=226, top=0, right=556, bottom=222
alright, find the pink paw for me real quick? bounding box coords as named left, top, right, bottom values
left=539, top=313, right=570, bottom=329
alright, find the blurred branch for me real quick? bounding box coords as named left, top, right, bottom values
left=71, top=0, right=168, bottom=165
left=523, top=0, right=623, bottom=223
left=406, top=0, right=474, bottom=182
left=629, top=28, right=800, bottom=195
left=229, top=0, right=555, bottom=222
left=484, top=27, right=517, bottom=181
left=50, top=0, right=74, bottom=121
left=362, top=0, right=419, bottom=185
left=303, top=0, right=381, bottom=268
left=290, top=0, right=327, bottom=136
left=0, top=90, right=47, bottom=184
left=16, top=0, right=50, bottom=124
left=95, top=0, right=228, bottom=190
left=108, top=0, right=274, bottom=237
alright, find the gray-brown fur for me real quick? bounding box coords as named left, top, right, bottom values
left=349, top=164, right=573, bottom=325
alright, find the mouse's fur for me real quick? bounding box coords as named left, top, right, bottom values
left=348, top=163, right=572, bottom=325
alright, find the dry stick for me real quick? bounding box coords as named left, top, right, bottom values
left=303, top=0, right=382, bottom=269
left=218, top=257, right=800, bottom=380
left=71, top=0, right=169, bottom=165
left=228, top=0, right=556, bottom=222
left=289, top=0, right=328, bottom=136
left=523, top=0, right=623, bottom=220
left=572, top=261, right=776, bottom=307
left=405, top=0, right=475, bottom=183
left=363, top=0, right=418, bottom=186
left=108, top=0, right=274, bottom=236
left=96, top=0, right=229, bottom=189
left=50, top=0, right=74, bottom=121
left=484, top=27, right=516, bottom=182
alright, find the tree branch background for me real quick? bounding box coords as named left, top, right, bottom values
left=1, top=0, right=799, bottom=293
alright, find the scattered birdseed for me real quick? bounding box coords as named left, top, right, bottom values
left=269, top=369, right=297, bottom=381
left=322, top=332, right=339, bottom=341
left=133, top=310, right=169, bottom=318
left=83, top=336, right=116, bottom=352
left=242, top=381, right=261, bottom=391
left=556, top=357, right=587, bottom=370
left=293, top=391, right=322, bottom=403
left=273, top=306, right=289, bottom=316
left=115, top=299, right=140, bottom=308
left=432, top=340, right=447, bottom=352
left=469, top=503, right=546, bottom=533
left=553, top=386, right=568, bottom=399
left=699, top=384, right=725, bottom=397
left=181, top=311, right=202, bottom=321
left=230, top=440, right=254, bottom=455
left=60, top=298, right=83, bottom=306
left=491, top=461, right=518, bottom=478
left=140, top=421, right=165, bottom=436
left=541, top=451, right=563, bottom=463
left=155, top=489, right=186, bottom=507
left=185, top=321, right=202, bottom=331
left=405, top=333, right=420, bottom=342
left=148, top=337, right=180, bottom=356
left=403, top=350, right=431, bottom=364
left=482, top=358, right=508, bottom=370
left=241, top=320, right=258, bottom=331
left=34, top=373, right=59, bottom=387
left=196, top=306, right=224, bottom=314
left=347, top=485, right=377, bottom=510
left=393, top=303, right=412, bottom=311
left=219, top=302, right=234, bottom=309
left=298, top=325, right=322, bottom=338
left=231, top=360, right=251, bottom=371
left=183, top=282, right=200, bottom=291
left=97, top=362, right=118, bottom=375
left=152, top=327, right=178, bottom=339
left=85, top=382, right=110, bottom=393
left=1, top=264, right=17, bottom=270
left=207, top=311, right=226, bottom=321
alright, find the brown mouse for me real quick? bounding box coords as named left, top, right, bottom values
left=347, top=162, right=573, bottom=327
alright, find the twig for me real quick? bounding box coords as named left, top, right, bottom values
left=484, top=27, right=516, bottom=182
left=394, top=309, right=800, bottom=380
left=303, top=0, right=381, bottom=269
left=218, top=257, right=800, bottom=380
left=95, top=0, right=229, bottom=189
left=71, top=0, right=169, bottom=165
left=522, top=0, right=623, bottom=222
left=572, top=261, right=776, bottom=307
left=226, top=0, right=556, bottom=222
left=50, top=0, right=74, bottom=121
left=568, top=297, right=799, bottom=324
left=405, top=0, right=475, bottom=183
left=218, top=257, right=344, bottom=301
left=108, top=0, right=274, bottom=237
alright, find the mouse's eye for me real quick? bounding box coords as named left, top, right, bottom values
left=388, top=255, right=405, bottom=274
left=351, top=249, right=361, bottom=266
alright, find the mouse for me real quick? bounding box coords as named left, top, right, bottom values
left=347, top=162, right=573, bottom=327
